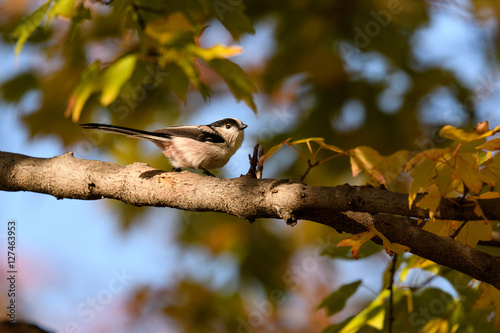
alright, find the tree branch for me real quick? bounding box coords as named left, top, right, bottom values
left=1, top=151, right=499, bottom=289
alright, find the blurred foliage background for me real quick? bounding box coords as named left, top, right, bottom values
left=1, top=0, right=500, bottom=332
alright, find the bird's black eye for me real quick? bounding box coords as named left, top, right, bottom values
left=226, top=123, right=231, bottom=129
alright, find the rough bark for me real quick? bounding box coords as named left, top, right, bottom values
left=1, top=150, right=500, bottom=289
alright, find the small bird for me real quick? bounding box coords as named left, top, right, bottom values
left=80, top=118, right=247, bottom=176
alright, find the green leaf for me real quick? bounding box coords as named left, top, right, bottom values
left=66, top=2, right=92, bottom=44
left=145, top=13, right=192, bottom=44
left=175, top=57, right=212, bottom=100
left=207, top=58, right=257, bottom=112
left=0, top=73, right=38, bottom=103
left=12, top=1, right=53, bottom=57
left=317, top=280, right=362, bottom=316
left=164, top=62, right=189, bottom=101
left=47, top=0, right=76, bottom=19
left=100, top=55, right=137, bottom=106
left=338, top=289, right=388, bottom=333
left=212, top=0, right=255, bottom=40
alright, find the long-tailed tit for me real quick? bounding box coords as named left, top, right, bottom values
left=80, top=118, right=247, bottom=176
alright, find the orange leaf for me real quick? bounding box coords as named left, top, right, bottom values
left=337, top=229, right=376, bottom=260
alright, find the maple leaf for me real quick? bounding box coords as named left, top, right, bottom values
left=337, top=229, right=376, bottom=260
left=440, top=121, right=500, bottom=142
left=455, top=220, right=492, bottom=247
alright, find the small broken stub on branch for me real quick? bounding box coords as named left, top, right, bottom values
left=286, top=217, right=298, bottom=226
left=246, top=143, right=264, bottom=179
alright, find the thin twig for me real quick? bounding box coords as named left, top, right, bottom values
left=388, top=254, right=398, bottom=333
left=131, top=4, right=146, bottom=30
left=450, top=220, right=469, bottom=239
left=300, top=159, right=319, bottom=182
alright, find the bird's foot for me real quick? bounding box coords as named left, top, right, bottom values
left=172, top=168, right=182, bottom=172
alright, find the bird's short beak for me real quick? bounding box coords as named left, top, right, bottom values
left=242, top=123, right=248, bottom=129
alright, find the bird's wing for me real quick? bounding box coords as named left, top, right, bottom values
left=153, top=125, right=225, bottom=143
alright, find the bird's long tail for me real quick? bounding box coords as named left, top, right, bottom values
left=80, top=123, right=171, bottom=142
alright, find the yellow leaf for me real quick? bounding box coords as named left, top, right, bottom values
left=473, top=282, right=500, bottom=327
left=350, top=153, right=362, bottom=178
left=422, top=318, right=449, bottom=333
left=349, top=147, right=408, bottom=186
left=440, top=122, right=500, bottom=142
left=261, top=137, right=344, bottom=164
left=12, top=2, right=52, bottom=57
left=405, top=148, right=449, bottom=172
left=366, top=305, right=385, bottom=330
left=477, top=150, right=492, bottom=165
left=144, top=13, right=192, bottom=44
left=408, top=257, right=437, bottom=270
left=422, top=218, right=454, bottom=237
left=416, top=185, right=441, bottom=218
left=479, top=172, right=496, bottom=188
left=337, top=229, right=376, bottom=260
left=65, top=61, right=101, bottom=122
left=48, top=0, right=75, bottom=19
left=290, top=137, right=344, bottom=153
left=349, top=147, right=384, bottom=184
left=433, top=162, right=458, bottom=197
left=452, top=160, right=483, bottom=194
left=371, top=226, right=410, bottom=256
left=455, top=220, right=492, bottom=247
left=408, top=158, right=437, bottom=209
left=318, top=141, right=345, bottom=153
left=480, top=154, right=500, bottom=188
left=477, top=137, right=500, bottom=151
left=290, top=137, right=326, bottom=145
left=100, top=55, right=136, bottom=106
left=260, top=138, right=291, bottom=162
left=479, top=191, right=500, bottom=199
left=189, top=44, right=243, bottom=61
left=471, top=198, right=487, bottom=220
